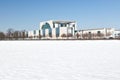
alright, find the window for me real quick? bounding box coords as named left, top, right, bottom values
left=53, top=23, right=55, bottom=28
left=97, top=31, right=101, bottom=34
left=34, top=30, right=36, bottom=35
left=73, top=24, right=75, bottom=27
left=39, top=30, right=41, bottom=35
left=65, top=24, right=67, bottom=27
left=118, top=33, right=120, bottom=36
left=26, top=32, right=28, bottom=38
left=56, top=27, right=60, bottom=37
left=61, top=24, right=63, bottom=27
left=89, top=32, right=91, bottom=34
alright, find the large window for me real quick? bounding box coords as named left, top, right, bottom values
left=42, top=23, right=52, bottom=37
left=34, top=30, right=36, bottom=35
left=61, top=24, right=63, bottom=27
left=53, top=23, right=55, bottom=28
left=56, top=27, right=60, bottom=37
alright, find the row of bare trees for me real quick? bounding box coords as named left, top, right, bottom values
left=1, top=29, right=120, bottom=40
left=61, top=33, right=73, bottom=39
left=75, top=32, right=112, bottom=39
left=0, top=28, right=28, bottom=40
left=60, top=33, right=105, bottom=39
left=6, top=28, right=28, bottom=40
left=0, top=32, right=5, bottom=40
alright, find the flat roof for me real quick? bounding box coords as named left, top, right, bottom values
left=77, top=28, right=114, bottom=32
left=52, top=20, right=76, bottom=24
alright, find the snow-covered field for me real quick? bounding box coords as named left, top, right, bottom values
left=0, top=40, right=120, bottom=80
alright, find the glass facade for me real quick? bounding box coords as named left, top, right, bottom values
left=56, top=27, right=60, bottom=37
left=42, top=23, right=52, bottom=37
left=34, top=30, right=36, bottom=35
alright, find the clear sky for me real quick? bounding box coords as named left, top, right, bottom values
left=0, top=0, right=120, bottom=32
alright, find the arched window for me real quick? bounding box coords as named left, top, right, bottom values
left=42, top=23, right=52, bottom=37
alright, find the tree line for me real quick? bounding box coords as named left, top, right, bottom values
left=0, top=28, right=27, bottom=40
left=0, top=28, right=120, bottom=40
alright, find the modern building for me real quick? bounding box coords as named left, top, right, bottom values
left=76, top=28, right=115, bottom=39
left=27, top=20, right=119, bottom=39
left=114, top=30, right=120, bottom=38
left=39, top=20, right=77, bottom=39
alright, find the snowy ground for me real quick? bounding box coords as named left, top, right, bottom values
left=0, top=40, right=120, bottom=80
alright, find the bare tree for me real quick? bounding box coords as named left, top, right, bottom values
left=100, top=33, right=104, bottom=39
left=21, top=30, right=26, bottom=40
left=7, top=28, right=14, bottom=40
left=106, top=32, right=112, bottom=36
left=61, top=33, right=67, bottom=39
left=67, top=33, right=73, bottom=37
left=0, top=32, right=5, bottom=40
left=29, top=36, right=33, bottom=40
left=118, top=33, right=120, bottom=39
left=82, top=34, right=86, bottom=39
left=88, top=32, right=92, bottom=39
left=38, top=34, right=42, bottom=39
left=13, top=31, right=19, bottom=40
left=76, top=33, right=80, bottom=39
left=82, top=33, right=89, bottom=39
left=97, top=32, right=104, bottom=39
left=38, top=30, right=42, bottom=39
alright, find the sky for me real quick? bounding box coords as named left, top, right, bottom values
left=0, top=0, right=120, bottom=32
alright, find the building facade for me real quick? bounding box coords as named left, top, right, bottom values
left=39, top=20, right=77, bottom=39
left=28, top=30, right=40, bottom=39
left=27, top=20, right=119, bottom=39
left=114, top=30, right=120, bottom=38
left=76, top=28, right=115, bottom=39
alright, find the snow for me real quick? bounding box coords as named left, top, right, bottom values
left=0, top=40, right=120, bottom=80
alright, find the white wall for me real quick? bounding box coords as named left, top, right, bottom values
left=28, top=30, right=40, bottom=39
left=76, top=28, right=115, bottom=39
left=114, top=30, right=120, bottom=38
left=59, top=27, right=67, bottom=36
left=39, top=20, right=76, bottom=39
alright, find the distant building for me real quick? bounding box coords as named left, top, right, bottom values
left=28, top=30, right=40, bottom=39
left=76, top=28, right=115, bottom=39
left=39, top=20, right=77, bottom=39
left=114, top=30, right=120, bottom=38
left=27, top=20, right=119, bottom=39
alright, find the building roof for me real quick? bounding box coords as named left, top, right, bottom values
left=77, top=28, right=114, bottom=32
left=52, top=20, right=76, bottom=24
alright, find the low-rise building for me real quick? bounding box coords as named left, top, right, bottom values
left=114, top=30, right=120, bottom=39
left=28, top=30, right=40, bottom=39
left=76, top=28, right=115, bottom=39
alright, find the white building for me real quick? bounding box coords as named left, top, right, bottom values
left=114, top=30, right=120, bottom=38
left=76, top=28, right=115, bottom=39
left=39, top=20, right=77, bottom=39
left=27, top=20, right=119, bottom=39
left=28, top=30, right=40, bottom=39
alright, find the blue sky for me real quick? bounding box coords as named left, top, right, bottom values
left=0, top=0, right=120, bottom=32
